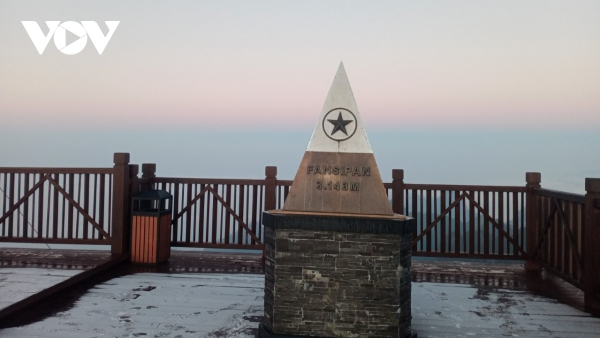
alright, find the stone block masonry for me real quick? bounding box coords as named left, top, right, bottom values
left=261, top=212, right=415, bottom=338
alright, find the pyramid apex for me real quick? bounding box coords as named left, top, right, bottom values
left=306, top=64, right=372, bottom=153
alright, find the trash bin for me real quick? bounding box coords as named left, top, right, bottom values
left=131, top=190, right=172, bottom=264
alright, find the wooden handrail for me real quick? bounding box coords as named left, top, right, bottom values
left=0, top=167, right=113, bottom=174
left=404, top=183, right=527, bottom=192
left=533, top=188, right=585, bottom=204
left=154, top=177, right=265, bottom=185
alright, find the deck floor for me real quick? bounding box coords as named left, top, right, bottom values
left=0, top=248, right=597, bottom=337
left=0, top=268, right=83, bottom=311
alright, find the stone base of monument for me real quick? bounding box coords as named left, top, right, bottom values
left=259, top=211, right=416, bottom=338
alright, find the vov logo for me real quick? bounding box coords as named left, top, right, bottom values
left=22, top=21, right=120, bottom=55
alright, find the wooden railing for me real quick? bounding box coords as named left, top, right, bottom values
left=402, top=184, right=526, bottom=259
left=0, top=153, right=136, bottom=255
left=2, top=154, right=599, bottom=312
left=140, top=166, right=281, bottom=250
left=384, top=170, right=528, bottom=259
left=153, top=177, right=266, bottom=249
left=530, top=188, right=585, bottom=288
left=0, top=168, right=114, bottom=245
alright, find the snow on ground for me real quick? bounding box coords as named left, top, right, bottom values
left=0, top=268, right=83, bottom=311
left=412, top=282, right=600, bottom=338
left=2, top=273, right=600, bottom=337
left=0, top=273, right=264, bottom=338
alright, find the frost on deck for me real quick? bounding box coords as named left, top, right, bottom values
left=0, top=268, right=84, bottom=311
left=0, top=273, right=264, bottom=338
left=2, top=272, right=600, bottom=338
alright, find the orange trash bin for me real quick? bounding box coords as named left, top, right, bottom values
left=130, top=190, right=172, bottom=264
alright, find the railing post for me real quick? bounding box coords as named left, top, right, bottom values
left=141, top=163, right=156, bottom=191
left=525, top=172, right=541, bottom=270
left=392, top=169, right=405, bottom=215
left=111, top=153, right=131, bottom=255
left=265, top=166, right=277, bottom=211
left=584, top=178, right=600, bottom=314
left=129, top=164, right=140, bottom=197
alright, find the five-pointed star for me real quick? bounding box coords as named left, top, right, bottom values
left=327, top=112, right=353, bottom=136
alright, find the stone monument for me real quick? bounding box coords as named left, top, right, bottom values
left=259, top=63, right=416, bottom=338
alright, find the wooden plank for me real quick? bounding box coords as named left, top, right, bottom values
left=440, top=190, right=446, bottom=253
left=238, top=185, right=245, bottom=245
left=50, top=174, right=58, bottom=239
left=15, top=174, right=22, bottom=238
left=245, top=185, right=251, bottom=244
left=455, top=191, right=460, bottom=254
left=151, top=217, right=157, bottom=263
left=433, top=190, right=438, bottom=252
left=478, top=191, right=483, bottom=254
left=412, top=251, right=525, bottom=260
left=258, top=185, right=264, bottom=242
left=67, top=174, right=74, bottom=239
left=573, top=203, right=581, bottom=282
left=498, top=192, right=504, bottom=256
left=83, top=173, right=90, bottom=240
left=251, top=185, right=258, bottom=245
left=22, top=174, right=29, bottom=238
left=75, top=174, right=82, bottom=238
left=556, top=200, right=565, bottom=273
left=419, top=189, right=424, bottom=251
left=172, top=183, right=180, bottom=243
left=199, top=183, right=206, bottom=244
left=535, top=188, right=585, bottom=204
left=0, top=168, right=113, bottom=174
left=191, top=184, right=197, bottom=243
left=170, top=242, right=265, bottom=250
left=185, top=184, right=192, bottom=244
left=211, top=184, right=218, bottom=244
left=491, top=192, right=496, bottom=254
left=564, top=201, right=572, bottom=276
left=513, top=191, right=519, bottom=257
left=469, top=190, right=475, bottom=254
left=224, top=184, right=232, bottom=245
left=426, top=189, right=432, bottom=252
left=518, top=191, right=523, bottom=252
left=154, top=177, right=265, bottom=185
left=411, top=189, right=417, bottom=250
left=107, top=174, right=113, bottom=237
left=404, top=183, right=526, bottom=192
left=132, top=216, right=139, bottom=262
left=8, top=173, right=15, bottom=238
left=97, top=174, right=105, bottom=240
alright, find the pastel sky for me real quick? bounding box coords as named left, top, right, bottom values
left=0, top=1, right=599, bottom=193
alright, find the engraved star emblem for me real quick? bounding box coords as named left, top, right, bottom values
left=327, top=112, right=353, bottom=136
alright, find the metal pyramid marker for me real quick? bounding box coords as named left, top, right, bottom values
left=282, top=63, right=394, bottom=215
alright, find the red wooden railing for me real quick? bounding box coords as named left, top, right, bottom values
left=403, top=184, right=526, bottom=259
left=2, top=153, right=599, bottom=312
left=0, top=168, right=114, bottom=245
left=529, top=188, right=585, bottom=288
left=154, top=177, right=266, bottom=250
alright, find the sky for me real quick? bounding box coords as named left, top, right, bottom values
left=0, top=1, right=599, bottom=193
